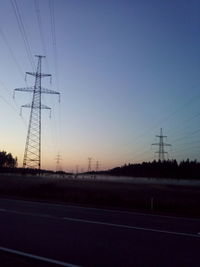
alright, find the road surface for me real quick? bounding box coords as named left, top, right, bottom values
left=0, top=198, right=199, bottom=266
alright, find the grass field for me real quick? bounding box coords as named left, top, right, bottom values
left=0, top=173, right=200, bottom=218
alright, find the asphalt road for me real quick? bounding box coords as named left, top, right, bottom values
left=0, top=198, right=199, bottom=266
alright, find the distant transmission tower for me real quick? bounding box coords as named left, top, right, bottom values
left=152, top=128, right=171, bottom=161
left=14, top=55, right=60, bottom=170
left=88, top=157, right=92, bottom=172
left=55, top=153, right=62, bottom=172
left=96, top=161, right=99, bottom=172
left=75, top=165, right=79, bottom=174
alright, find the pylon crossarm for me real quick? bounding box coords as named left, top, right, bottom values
left=13, top=87, right=34, bottom=98
left=41, top=88, right=59, bottom=94
left=40, top=73, right=51, bottom=78
left=14, top=87, right=34, bottom=92
left=21, top=103, right=51, bottom=119
left=21, top=103, right=51, bottom=110
left=21, top=103, right=32, bottom=109
left=26, top=72, right=51, bottom=78
left=163, top=143, right=172, bottom=146
left=41, top=88, right=60, bottom=102
left=26, top=72, right=36, bottom=77
left=41, top=104, right=51, bottom=110
left=40, top=104, right=51, bottom=118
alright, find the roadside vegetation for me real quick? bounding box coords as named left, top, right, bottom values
left=0, top=174, right=199, bottom=218
left=0, top=151, right=199, bottom=218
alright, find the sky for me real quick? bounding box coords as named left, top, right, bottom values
left=0, top=0, right=200, bottom=172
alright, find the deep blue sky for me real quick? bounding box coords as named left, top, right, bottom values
left=0, top=0, right=199, bottom=171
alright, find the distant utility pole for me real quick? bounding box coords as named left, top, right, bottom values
left=55, top=153, right=62, bottom=172
left=96, top=161, right=99, bottom=172
left=152, top=128, right=171, bottom=161
left=14, top=55, right=60, bottom=170
left=88, top=157, right=92, bottom=172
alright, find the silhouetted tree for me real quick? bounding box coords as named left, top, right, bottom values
left=0, top=151, right=17, bottom=168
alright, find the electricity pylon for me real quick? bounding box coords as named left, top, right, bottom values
left=75, top=165, right=79, bottom=174
left=14, top=55, right=60, bottom=170
left=96, top=161, right=99, bottom=172
left=88, top=157, right=92, bottom=172
left=152, top=128, right=171, bottom=161
left=55, top=153, right=62, bottom=172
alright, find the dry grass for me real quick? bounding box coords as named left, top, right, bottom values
left=0, top=174, right=200, bottom=217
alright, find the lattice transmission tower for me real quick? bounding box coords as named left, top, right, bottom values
left=14, top=55, right=60, bottom=170
left=152, top=128, right=171, bottom=161
left=88, top=157, right=92, bottom=172
left=55, top=153, right=62, bottom=172
left=96, top=161, right=99, bottom=172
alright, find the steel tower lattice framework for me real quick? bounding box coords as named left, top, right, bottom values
left=55, top=153, right=62, bottom=172
left=152, top=128, right=171, bottom=161
left=88, top=157, right=92, bottom=172
left=14, top=55, right=60, bottom=169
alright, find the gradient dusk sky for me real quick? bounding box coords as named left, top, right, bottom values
left=0, top=0, right=199, bottom=171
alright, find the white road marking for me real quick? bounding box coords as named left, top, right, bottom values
left=1, top=197, right=200, bottom=222
left=63, top=204, right=200, bottom=222
left=0, top=246, right=80, bottom=267
left=63, top=216, right=200, bottom=239
left=0, top=203, right=199, bottom=239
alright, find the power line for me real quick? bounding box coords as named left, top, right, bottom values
left=167, top=112, right=200, bottom=139
left=49, top=0, right=62, bottom=168
left=49, top=0, right=59, bottom=90
left=34, top=0, right=61, bottom=168
left=10, top=0, right=35, bottom=71
left=0, top=27, right=24, bottom=79
left=116, top=83, right=200, bottom=160
left=130, top=109, right=200, bottom=161
left=34, top=0, right=50, bottom=73
left=0, top=79, right=27, bottom=126
left=172, top=128, right=200, bottom=143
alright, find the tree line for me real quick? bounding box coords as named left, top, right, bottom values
left=105, top=159, right=200, bottom=180
left=0, top=149, right=200, bottom=180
